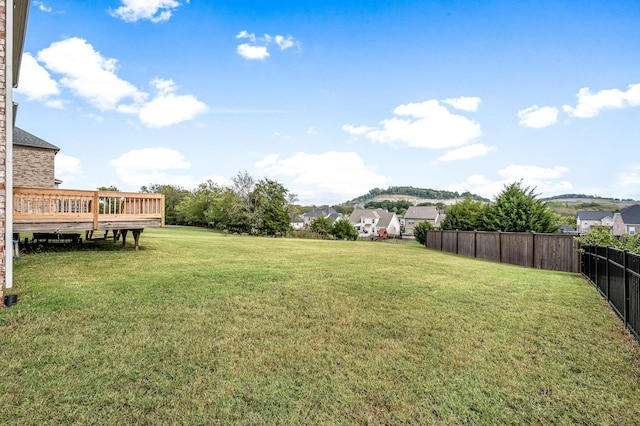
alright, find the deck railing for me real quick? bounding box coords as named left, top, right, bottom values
left=13, top=187, right=165, bottom=231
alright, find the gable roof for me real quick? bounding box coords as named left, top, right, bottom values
left=13, top=127, right=60, bottom=152
left=304, top=207, right=337, bottom=219
left=349, top=208, right=379, bottom=223
left=349, top=208, right=397, bottom=228
left=577, top=211, right=613, bottom=221
left=619, top=205, right=640, bottom=225
left=375, top=209, right=396, bottom=229
left=404, top=206, right=438, bottom=220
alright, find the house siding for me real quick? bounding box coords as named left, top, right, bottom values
left=13, top=146, right=56, bottom=188
left=1, top=0, right=6, bottom=302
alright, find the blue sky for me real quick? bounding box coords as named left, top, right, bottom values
left=14, top=0, right=640, bottom=204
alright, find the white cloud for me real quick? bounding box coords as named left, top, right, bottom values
left=110, top=147, right=190, bottom=171
left=15, top=53, right=60, bottom=101
left=343, top=99, right=482, bottom=149
left=34, top=1, right=52, bottom=12
left=562, top=83, right=640, bottom=118
left=25, top=38, right=207, bottom=127
left=498, top=164, right=569, bottom=181
left=446, top=165, right=572, bottom=200
left=36, top=37, right=146, bottom=111
left=109, top=147, right=201, bottom=188
left=236, top=31, right=299, bottom=60
left=135, top=78, right=209, bottom=127
left=236, top=30, right=256, bottom=42
left=517, top=105, right=559, bottom=128
left=437, top=144, right=495, bottom=162
left=274, top=35, right=296, bottom=50
left=614, top=165, right=640, bottom=199
left=442, top=96, right=482, bottom=112
left=55, top=153, right=84, bottom=184
left=237, top=43, right=270, bottom=60
left=255, top=151, right=390, bottom=202
left=111, top=0, right=187, bottom=23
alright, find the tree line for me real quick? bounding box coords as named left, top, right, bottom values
left=141, top=172, right=294, bottom=236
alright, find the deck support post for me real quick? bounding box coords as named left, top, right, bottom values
left=132, top=229, right=142, bottom=251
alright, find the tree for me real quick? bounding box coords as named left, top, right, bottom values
left=141, top=184, right=189, bottom=225
left=253, top=179, right=291, bottom=235
left=576, top=226, right=640, bottom=253
left=310, top=216, right=333, bottom=238
left=176, top=180, right=223, bottom=225
left=440, top=195, right=486, bottom=231
left=481, top=181, right=559, bottom=233
left=413, top=220, right=433, bottom=245
left=332, top=219, right=358, bottom=240
left=97, top=185, right=119, bottom=192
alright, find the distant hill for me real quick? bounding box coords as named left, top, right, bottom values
left=542, top=194, right=638, bottom=204
left=543, top=194, right=639, bottom=217
left=343, top=186, right=489, bottom=206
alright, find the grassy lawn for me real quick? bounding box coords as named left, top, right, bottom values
left=2, top=226, right=640, bottom=424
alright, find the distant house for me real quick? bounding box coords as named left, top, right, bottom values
left=559, top=224, right=578, bottom=235
left=13, top=127, right=60, bottom=188
left=289, top=213, right=304, bottom=230
left=612, top=205, right=640, bottom=236
left=576, top=211, right=613, bottom=234
left=303, top=207, right=341, bottom=227
left=403, top=206, right=444, bottom=235
left=349, top=208, right=400, bottom=238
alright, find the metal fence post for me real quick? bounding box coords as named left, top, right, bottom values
left=606, top=246, right=610, bottom=301
left=624, top=250, right=629, bottom=329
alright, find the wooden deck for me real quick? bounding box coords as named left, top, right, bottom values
left=13, top=187, right=165, bottom=248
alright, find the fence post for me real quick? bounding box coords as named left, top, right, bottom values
left=531, top=232, right=536, bottom=268
left=624, top=250, right=629, bottom=329
left=455, top=230, right=459, bottom=254
left=473, top=231, right=477, bottom=259
left=606, top=246, right=610, bottom=301
left=592, top=246, right=602, bottom=292
left=498, top=231, right=502, bottom=263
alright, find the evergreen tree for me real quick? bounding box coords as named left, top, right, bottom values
left=332, top=219, right=358, bottom=240
left=440, top=195, right=486, bottom=231
left=482, top=181, right=559, bottom=233
left=413, top=221, right=433, bottom=245
left=310, top=216, right=333, bottom=238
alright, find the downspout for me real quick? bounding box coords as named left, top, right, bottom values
left=5, top=1, right=14, bottom=289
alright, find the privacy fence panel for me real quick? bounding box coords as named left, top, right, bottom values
left=441, top=231, right=458, bottom=254
left=424, top=230, right=581, bottom=273
left=457, top=231, right=476, bottom=258
left=535, top=234, right=582, bottom=272
left=475, top=232, right=501, bottom=263
left=582, top=246, right=640, bottom=342
left=500, top=233, right=534, bottom=267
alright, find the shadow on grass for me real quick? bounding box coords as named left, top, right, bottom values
left=17, top=239, right=151, bottom=254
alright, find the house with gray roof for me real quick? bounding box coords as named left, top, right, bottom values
left=349, top=208, right=400, bottom=238
left=576, top=211, right=613, bottom=234
left=612, top=205, right=640, bottom=236
left=403, top=206, right=444, bottom=236
left=302, top=207, right=340, bottom=227
left=13, top=127, right=61, bottom=188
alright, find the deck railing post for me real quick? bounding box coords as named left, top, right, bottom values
left=92, top=191, right=99, bottom=230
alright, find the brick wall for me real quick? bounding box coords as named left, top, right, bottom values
left=13, top=146, right=56, bottom=188
left=0, top=0, right=6, bottom=304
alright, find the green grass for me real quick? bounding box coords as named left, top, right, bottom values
left=2, top=226, right=640, bottom=424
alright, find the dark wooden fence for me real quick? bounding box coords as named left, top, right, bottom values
left=581, top=245, right=640, bottom=341
left=424, top=230, right=581, bottom=273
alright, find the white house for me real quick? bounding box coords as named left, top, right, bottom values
left=349, top=209, right=401, bottom=238
left=576, top=211, right=613, bottom=234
